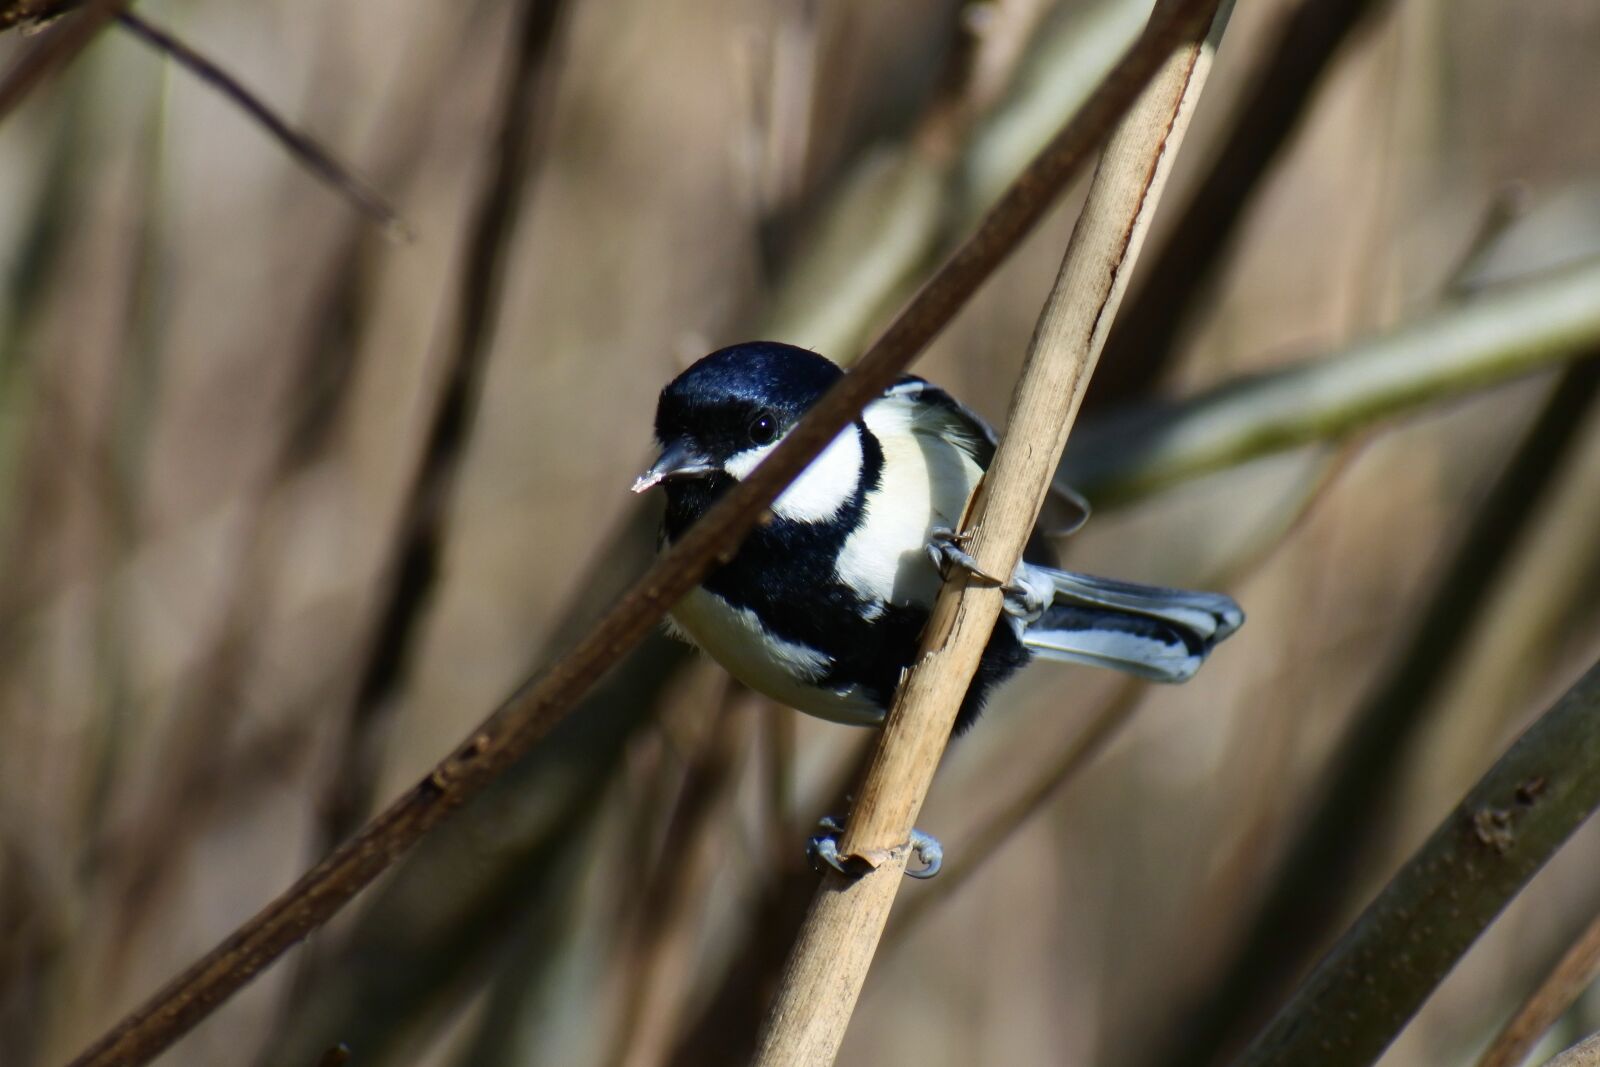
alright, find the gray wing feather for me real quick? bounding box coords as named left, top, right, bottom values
left=887, top=376, right=1090, bottom=537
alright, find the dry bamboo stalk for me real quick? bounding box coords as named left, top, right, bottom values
left=748, top=2, right=1232, bottom=1063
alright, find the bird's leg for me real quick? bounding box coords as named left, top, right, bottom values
left=928, top=527, right=1050, bottom=622
left=806, top=815, right=943, bottom=879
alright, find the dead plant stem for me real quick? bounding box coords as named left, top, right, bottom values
left=748, top=1, right=1233, bottom=1062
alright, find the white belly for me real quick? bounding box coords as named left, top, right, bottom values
left=668, top=588, right=884, bottom=726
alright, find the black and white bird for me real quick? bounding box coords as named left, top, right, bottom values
left=633, top=342, right=1242, bottom=873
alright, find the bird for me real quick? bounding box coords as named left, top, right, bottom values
left=632, top=341, right=1242, bottom=875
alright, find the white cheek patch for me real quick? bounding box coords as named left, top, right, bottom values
left=724, top=424, right=863, bottom=522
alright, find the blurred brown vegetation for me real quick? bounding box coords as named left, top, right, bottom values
left=2, top=1, right=1599, bottom=1065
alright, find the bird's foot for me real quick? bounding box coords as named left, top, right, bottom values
left=805, top=816, right=943, bottom=879
left=927, top=526, right=1002, bottom=585
left=928, top=528, right=1050, bottom=622
left=1000, top=568, right=1051, bottom=622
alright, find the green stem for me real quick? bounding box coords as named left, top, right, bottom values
left=1230, top=658, right=1600, bottom=1067
left=1066, top=260, right=1600, bottom=503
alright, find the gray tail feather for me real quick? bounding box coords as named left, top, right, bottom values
left=1020, top=568, right=1243, bottom=683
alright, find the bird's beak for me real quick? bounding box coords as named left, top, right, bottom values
left=631, top=441, right=717, bottom=493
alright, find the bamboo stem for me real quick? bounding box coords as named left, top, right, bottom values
left=748, top=3, right=1232, bottom=1063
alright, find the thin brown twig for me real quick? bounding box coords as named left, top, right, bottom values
left=1476, top=907, right=1600, bottom=1067
left=62, top=3, right=1225, bottom=1063
left=113, top=10, right=410, bottom=238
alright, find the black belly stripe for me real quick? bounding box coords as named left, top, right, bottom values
left=663, top=421, right=909, bottom=703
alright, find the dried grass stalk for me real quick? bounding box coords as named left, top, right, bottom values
left=749, top=2, right=1233, bottom=1063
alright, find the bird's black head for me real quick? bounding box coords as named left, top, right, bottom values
left=633, top=342, right=842, bottom=498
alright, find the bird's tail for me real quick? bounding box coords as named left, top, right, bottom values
left=1020, top=567, right=1244, bottom=683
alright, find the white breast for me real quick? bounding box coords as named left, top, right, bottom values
left=834, top=400, right=984, bottom=610
left=669, top=588, right=884, bottom=726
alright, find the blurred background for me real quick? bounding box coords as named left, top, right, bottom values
left=2, top=0, right=1600, bottom=1065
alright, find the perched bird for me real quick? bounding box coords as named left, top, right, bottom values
left=633, top=341, right=1242, bottom=873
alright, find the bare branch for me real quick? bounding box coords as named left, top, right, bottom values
left=114, top=11, right=410, bottom=237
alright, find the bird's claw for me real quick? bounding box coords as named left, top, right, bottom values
left=805, top=816, right=943, bottom=879
left=929, top=528, right=1048, bottom=622
left=906, top=827, right=943, bottom=879
left=927, top=526, right=1002, bottom=585
left=1000, top=573, right=1050, bottom=622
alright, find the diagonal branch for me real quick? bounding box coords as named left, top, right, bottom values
left=0, top=1, right=408, bottom=230
left=113, top=10, right=409, bottom=236
left=61, top=1, right=1229, bottom=1064
left=749, top=1, right=1234, bottom=1062
left=1229, top=657, right=1600, bottom=1067
left=1542, top=1033, right=1600, bottom=1067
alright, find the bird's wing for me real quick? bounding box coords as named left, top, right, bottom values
left=885, top=375, right=1091, bottom=538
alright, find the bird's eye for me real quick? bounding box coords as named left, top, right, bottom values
left=748, top=412, right=778, bottom=445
